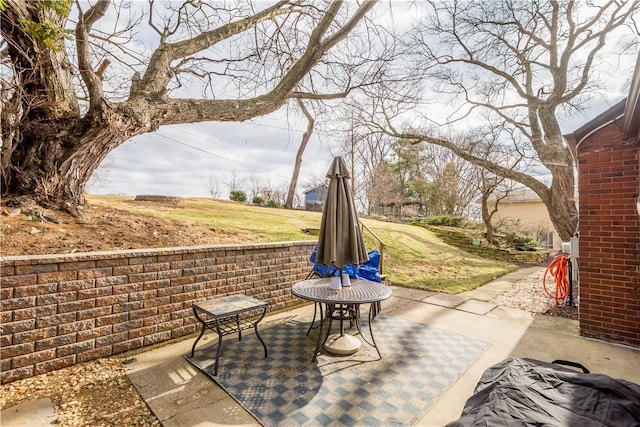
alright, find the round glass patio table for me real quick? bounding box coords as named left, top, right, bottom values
left=291, top=277, right=392, bottom=361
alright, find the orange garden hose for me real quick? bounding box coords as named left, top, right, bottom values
left=542, top=255, right=570, bottom=305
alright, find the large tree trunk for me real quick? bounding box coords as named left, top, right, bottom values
left=4, top=105, right=135, bottom=220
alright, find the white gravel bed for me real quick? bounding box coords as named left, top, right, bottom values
left=491, top=269, right=556, bottom=313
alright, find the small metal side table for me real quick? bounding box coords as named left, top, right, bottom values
left=190, top=294, right=268, bottom=376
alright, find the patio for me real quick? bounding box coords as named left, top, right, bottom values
left=120, top=267, right=640, bottom=426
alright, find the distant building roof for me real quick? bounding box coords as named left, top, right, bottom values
left=303, top=184, right=328, bottom=195
left=487, top=189, right=543, bottom=204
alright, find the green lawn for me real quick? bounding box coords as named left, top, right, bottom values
left=88, top=195, right=516, bottom=293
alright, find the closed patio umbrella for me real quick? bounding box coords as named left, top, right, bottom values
left=316, top=156, right=369, bottom=270
left=315, top=156, right=369, bottom=355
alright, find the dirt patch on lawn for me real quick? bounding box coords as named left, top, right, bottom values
left=1, top=202, right=243, bottom=256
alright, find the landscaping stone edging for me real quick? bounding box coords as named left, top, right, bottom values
left=422, top=225, right=550, bottom=264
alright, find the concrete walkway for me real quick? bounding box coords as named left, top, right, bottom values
left=4, top=267, right=640, bottom=426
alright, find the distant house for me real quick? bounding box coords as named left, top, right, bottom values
left=488, top=190, right=561, bottom=249
left=303, top=184, right=328, bottom=211
left=563, top=54, right=640, bottom=347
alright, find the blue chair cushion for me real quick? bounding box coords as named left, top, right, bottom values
left=309, top=247, right=381, bottom=282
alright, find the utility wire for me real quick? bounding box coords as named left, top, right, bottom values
left=149, top=129, right=293, bottom=181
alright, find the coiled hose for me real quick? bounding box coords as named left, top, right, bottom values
left=542, top=255, right=570, bottom=305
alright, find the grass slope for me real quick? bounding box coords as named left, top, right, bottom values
left=88, top=195, right=515, bottom=293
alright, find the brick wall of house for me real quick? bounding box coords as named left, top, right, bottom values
left=577, top=121, right=640, bottom=346
left=0, top=241, right=316, bottom=383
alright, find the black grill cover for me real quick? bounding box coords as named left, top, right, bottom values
left=446, top=358, right=640, bottom=427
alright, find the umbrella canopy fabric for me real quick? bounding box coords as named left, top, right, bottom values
left=316, top=156, right=369, bottom=268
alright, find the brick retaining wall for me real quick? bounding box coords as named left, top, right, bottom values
left=0, top=241, right=316, bottom=383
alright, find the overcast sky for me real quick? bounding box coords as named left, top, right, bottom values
left=88, top=114, right=335, bottom=199
left=86, top=2, right=637, bottom=201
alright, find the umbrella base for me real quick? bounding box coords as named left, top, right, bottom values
left=323, top=333, right=361, bottom=355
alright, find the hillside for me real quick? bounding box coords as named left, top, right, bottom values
left=1, top=195, right=515, bottom=292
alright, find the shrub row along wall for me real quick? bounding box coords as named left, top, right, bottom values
left=0, top=241, right=316, bottom=383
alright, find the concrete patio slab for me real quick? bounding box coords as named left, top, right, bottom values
left=422, top=293, right=468, bottom=308
left=455, top=299, right=497, bottom=315
left=461, top=266, right=543, bottom=301
left=118, top=274, right=640, bottom=427
left=9, top=267, right=639, bottom=427
left=0, top=398, right=57, bottom=427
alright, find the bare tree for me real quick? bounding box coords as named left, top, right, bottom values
left=0, top=0, right=379, bottom=220
left=380, top=0, right=638, bottom=241
left=223, top=170, right=247, bottom=194
left=285, top=99, right=315, bottom=209
left=247, top=173, right=264, bottom=201
left=203, top=173, right=221, bottom=199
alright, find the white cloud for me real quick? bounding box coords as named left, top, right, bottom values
left=88, top=117, right=335, bottom=198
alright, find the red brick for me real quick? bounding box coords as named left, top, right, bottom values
left=95, top=312, right=128, bottom=327
left=77, top=346, right=112, bottom=362
left=96, top=258, right=128, bottom=268
left=37, top=270, right=78, bottom=284
left=113, top=283, right=143, bottom=295
left=128, top=325, right=157, bottom=339
left=129, top=289, right=156, bottom=301
left=113, top=319, right=144, bottom=333
left=113, top=265, right=143, bottom=275
left=95, top=294, right=128, bottom=307
left=36, top=291, right=76, bottom=306
left=12, top=348, right=57, bottom=369
left=57, top=340, right=95, bottom=357
left=58, top=279, right=95, bottom=292
left=143, top=262, right=171, bottom=272
left=78, top=267, right=113, bottom=279
left=143, top=314, right=170, bottom=327
left=1, top=265, right=15, bottom=276
left=78, top=287, right=112, bottom=299
left=1, top=297, right=36, bottom=311
left=16, top=264, right=57, bottom=275
left=1, top=366, right=34, bottom=384
left=171, top=324, right=197, bottom=338
left=34, top=355, right=76, bottom=375
left=128, top=307, right=157, bottom=320
left=113, top=338, right=143, bottom=354
left=77, top=325, right=112, bottom=341
left=77, top=306, right=113, bottom=320
left=58, top=299, right=95, bottom=314
left=59, top=260, right=96, bottom=271
left=96, top=332, right=128, bottom=347
left=95, top=275, right=128, bottom=287
left=58, top=319, right=95, bottom=335
left=0, top=274, right=37, bottom=287
left=14, top=326, right=57, bottom=345
left=36, top=312, right=76, bottom=328
left=0, top=319, right=36, bottom=335
left=14, top=283, right=57, bottom=298
left=112, top=301, right=144, bottom=313
left=144, top=331, right=171, bottom=346
left=1, top=342, right=35, bottom=358
left=143, top=296, right=170, bottom=308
